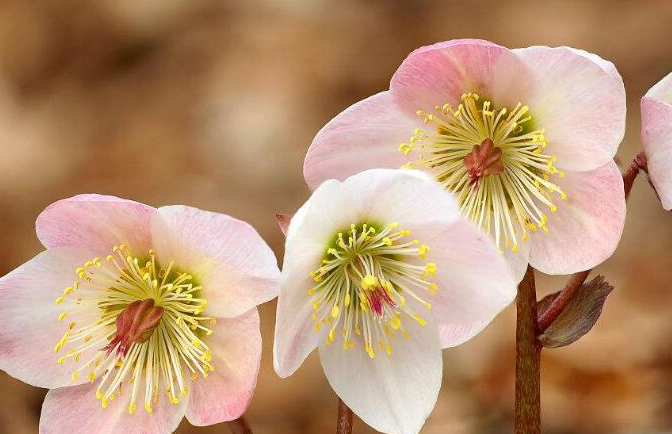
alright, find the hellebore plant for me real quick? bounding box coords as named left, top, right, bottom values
left=303, top=39, right=630, bottom=434
left=0, top=195, right=280, bottom=434
left=304, top=39, right=627, bottom=280
left=274, top=168, right=518, bottom=434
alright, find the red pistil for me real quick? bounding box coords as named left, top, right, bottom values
left=104, top=299, right=164, bottom=357
left=367, top=287, right=396, bottom=317
left=463, top=138, right=504, bottom=185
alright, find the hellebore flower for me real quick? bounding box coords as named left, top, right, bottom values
left=641, top=71, right=672, bottom=210
left=0, top=195, right=280, bottom=434
left=274, top=169, right=518, bottom=434
left=304, top=39, right=627, bottom=277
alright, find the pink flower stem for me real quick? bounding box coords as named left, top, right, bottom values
left=227, top=416, right=253, bottom=434
left=336, top=398, right=354, bottom=434
left=515, top=265, right=541, bottom=434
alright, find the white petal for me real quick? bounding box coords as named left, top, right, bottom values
left=318, top=315, right=442, bottom=434
left=341, top=168, right=461, bottom=231
left=274, top=179, right=356, bottom=377
left=428, top=218, right=518, bottom=347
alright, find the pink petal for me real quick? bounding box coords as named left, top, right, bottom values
left=512, top=46, right=626, bottom=171
left=40, top=382, right=187, bottom=434
left=0, top=249, right=98, bottom=389
left=304, top=91, right=419, bottom=190
left=390, top=39, right=530, bottom=114
left=186, top=309, right=261, bottom=426
left=36, top=194, right=156, bottom=255
left=528, top=161, right=626, bottom=275
left=151, top=206, right=280, bottom=319
left=429, top=218, right=518, bottom=347
left=318, top=314, right=442, bottom=434
left=641, top=72, right=672, bottom=210
left=274, top=180, right=356, bottom=377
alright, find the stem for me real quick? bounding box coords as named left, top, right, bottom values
left=515, top=265, right=541, bottom=434
left=537, top=270, right=590, bottom=332
left=227, top=416, right=253, bottom=434
left=623, top=151, right=647, bottom=200
left=336, top=398, right=354, bottom=434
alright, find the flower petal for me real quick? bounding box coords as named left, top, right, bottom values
left=341, top=168, right=461, bottom=231
left=304, top=91, right=419, bottom=190
left=151, top=206, right=280, bottom=319
left=318, top=314, right=442, bottom=434
left=0, top=249, right=98, bottom=389
left=502, top=237, right=532, bottom=283
left=428, top=218, right=518, bottom=347
left=186, top=309, right=261, bottom=426
left=390, top=39, right=531, bottom=114
left=642, top=71, right=672, bottom=210
left=274, top=180, right=356, bottom=377
left=512, top=46, right=626, bottom=171
left=36, top=194, right=156, bottom=254
left=39, top=383, right=187, bottom=434
left=528, top=161, right=626, bottom=275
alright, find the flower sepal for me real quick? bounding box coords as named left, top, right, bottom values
left=536, top=276, right=613, bottom=348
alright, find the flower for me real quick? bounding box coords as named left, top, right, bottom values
left=641, top=71, right=672, bottom=210
left=304, top=39, right=627, bottom=277
left=274, top=169, right=518, bottom=434
left=0, top=195, right=280, bottom=434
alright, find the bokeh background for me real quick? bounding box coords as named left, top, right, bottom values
left=0, top=0, right=671, bottom=433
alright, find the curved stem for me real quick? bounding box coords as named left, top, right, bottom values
left=336, top=398, right=354, bottom=434
left=537, top=270, right=590, bottom=332
left=227, top=416, right=253, bottom=434
left=515, top=265, right=541, bottom=434
left=623, top=152, right=647, bottom=200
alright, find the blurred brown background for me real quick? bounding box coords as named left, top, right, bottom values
left=0, top=0, right=671, bottom=433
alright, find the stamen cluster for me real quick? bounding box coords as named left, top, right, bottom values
left=309, top=223, right=437, bottom=358
left=54, top=244, right=215, bottom=414
left=399, top=93, right=566, bottom=252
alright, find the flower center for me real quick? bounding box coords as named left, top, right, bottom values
left=399, top=93, right=566, bottom=252
left=54, top=244, right=215, bottom=414
left=309, top=223, right=436, bottom=359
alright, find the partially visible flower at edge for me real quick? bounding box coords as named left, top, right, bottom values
left=641, top=70, right=672, bottom=210
left=274, top=168, right=518, bottom=434
left=0, top=194, right=280, bottom=434
left=303, top=39, right=627, bottom=279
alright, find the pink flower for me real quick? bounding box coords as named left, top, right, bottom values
left=0, top=195, right=280, bottom=434
left=641, top=71, right=672, bottom=210
left=274, top=169, right=518, bottom=434
left=304, top=39, right=627, bottom=278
